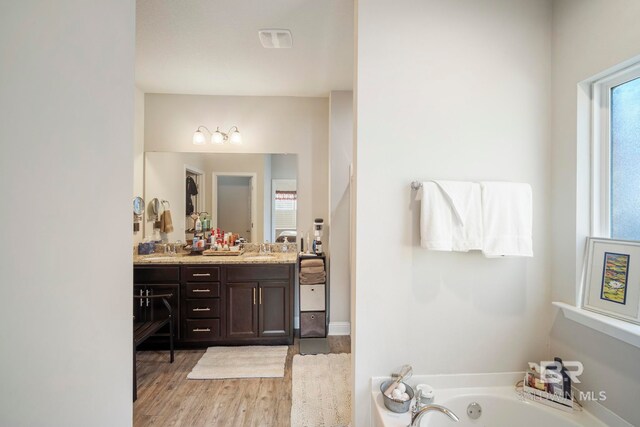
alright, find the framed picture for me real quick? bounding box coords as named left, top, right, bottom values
left=582, top=238, right=640, bottom=325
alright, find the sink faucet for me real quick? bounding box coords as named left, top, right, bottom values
left=409, top=390, right=459, bottom=426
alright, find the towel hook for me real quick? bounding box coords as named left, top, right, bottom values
left=411, top=181, right=423, bottom=190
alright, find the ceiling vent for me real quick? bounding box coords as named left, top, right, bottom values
left=258, top=29, right=293, bottom=49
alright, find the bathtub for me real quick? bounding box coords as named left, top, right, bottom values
left=372, top=373, right=631, bottom=427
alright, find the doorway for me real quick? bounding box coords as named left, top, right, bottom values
left=212, top=173, right=257, bottom=242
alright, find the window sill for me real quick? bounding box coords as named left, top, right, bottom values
left=553, top=301, right=640, bottom=349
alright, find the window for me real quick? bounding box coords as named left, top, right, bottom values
left=271, top=179, right=297, bottom=242
left=592, top=64, right=640, bottom=240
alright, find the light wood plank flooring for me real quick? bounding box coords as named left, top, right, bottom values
left=134, top=336, right=351, bottom=427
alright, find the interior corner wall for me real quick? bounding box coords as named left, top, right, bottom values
left=134, top=87, right=145, bottom=244
left=263, top=154, right=272, bottom=242
left=550, top=1, right=640, bottom=425
left=0, top=1, right=134, bottom=425
left=143, top=94, right=329, bottom=249
left=354, top=0, right=552, bottom=425
left=329, top=91, right=353, bottom=332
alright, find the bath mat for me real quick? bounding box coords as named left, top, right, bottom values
left=187, top=345, right=288, bottom=379
left=291, top=353, right=351, bottom=427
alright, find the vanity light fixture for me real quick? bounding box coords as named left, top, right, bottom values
left=192, top=126, right=242, bottom=145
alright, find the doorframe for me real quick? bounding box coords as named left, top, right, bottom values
left=212, top=172, right=257, bottom=241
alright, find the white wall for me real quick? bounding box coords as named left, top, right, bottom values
left=271, top=154, right=297, bottom=180
left=144, top=94, right=329, bottom=248
left=354, top=0, right=552, bottom=424
left=0, top=1, right=134, bottom=426
left=134, top=87, right=145, bottom=244
left=550, top=1, right=640, bottom=425
left=329, top=91, right=353, bottom=333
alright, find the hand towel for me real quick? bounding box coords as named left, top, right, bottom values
left=433, top=181, right=483, bottom=251
left=480, top=182, right=533, bottom=257
left=301, top=259, right=324, bottom=268
left=419, top=181, right=482, bottom=251
left=300, top=278, right=326, bottom=285
left=301, top=266, right=325, bottom=274
left=160, top=210, right=174, bottom=233
left=300, top=272, right=326, bottom=281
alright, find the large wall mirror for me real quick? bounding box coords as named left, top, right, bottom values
left=144, top=152, right=297, bottom=244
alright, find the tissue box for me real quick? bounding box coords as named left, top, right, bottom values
left=138, top=242, right=156, bottom=255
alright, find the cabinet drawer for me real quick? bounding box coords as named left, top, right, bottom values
left=184, top=266, right=220, bottom=282
left=185, top=282, right=221, bottom=298
left=226, top=265, right=290, bottom=281
left=300, top=285, right=325, bottom=311
left=184, top=319, right=221, bottom=341
left=134, top=266, right=180, bottom=283
left=300, top=311, right=326, bottom=338
left=185, top=299, right=220, bottom=318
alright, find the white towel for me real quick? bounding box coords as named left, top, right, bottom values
left=480, top=182, right=533, bottom=257
left=434, top=181, right=483, bottom=251
left=419, top=181, right=483, bottom=252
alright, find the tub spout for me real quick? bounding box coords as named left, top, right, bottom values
left=409, top=403, right=459, bottom=426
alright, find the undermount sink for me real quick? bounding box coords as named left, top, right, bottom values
left=141, top=256, right=175, bottom=261
left=140, top=253, right=187, bottom=261
left=243, top=254, right=277, bottom=261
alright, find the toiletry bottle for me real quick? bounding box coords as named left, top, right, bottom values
left=315, top=237, right=322, bottom=255
left=555, top=357, right=572, bottom=400
left=195, top=215, right=202, bottom=233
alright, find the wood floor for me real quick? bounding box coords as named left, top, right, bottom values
left=133, top=336, right=351, bottom=427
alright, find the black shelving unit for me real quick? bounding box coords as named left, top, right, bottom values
left=298, top=254, right=329, bottom=355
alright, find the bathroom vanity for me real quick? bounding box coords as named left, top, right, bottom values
left=134, top=253, right=296, bottom=346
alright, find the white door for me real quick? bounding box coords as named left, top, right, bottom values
left=217, top=175, right=252, bottom=241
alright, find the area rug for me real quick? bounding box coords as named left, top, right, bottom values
left=187, top=345, right=288, bottom=379
left=291, top=353, right=351, bottom=427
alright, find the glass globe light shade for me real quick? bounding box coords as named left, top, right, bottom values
left=229, top=129, right=242, bottom=144
left=192, top=130, right=206, bottom=145
left=212, top=130, right=225, bottom=144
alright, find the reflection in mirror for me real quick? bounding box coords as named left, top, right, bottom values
left=144, top=152, right=297, bottom=244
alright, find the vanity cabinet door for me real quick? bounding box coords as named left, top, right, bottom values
left=259, top=281, right=290, bottom=338
left=226, top=282, right=258, bottom=339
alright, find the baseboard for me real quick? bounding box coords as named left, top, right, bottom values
left=328, top=322, right=351, bottom=336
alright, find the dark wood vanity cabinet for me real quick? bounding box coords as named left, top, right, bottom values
left=182, top=266, right=222, bottom=343
left=133, top=262, right=294, bottom=347
left=226, top=265, right=293, bottom=342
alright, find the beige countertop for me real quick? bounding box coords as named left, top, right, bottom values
left=134, top=251, right=297, bottom=265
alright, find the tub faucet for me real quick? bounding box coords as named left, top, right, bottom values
left=409, top=391, right=459, bottom=426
